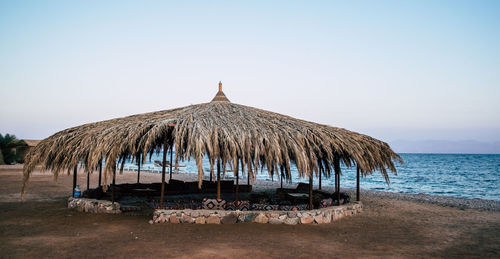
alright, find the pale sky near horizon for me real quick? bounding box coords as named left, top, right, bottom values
left=1, top=1, right=499, bottom=144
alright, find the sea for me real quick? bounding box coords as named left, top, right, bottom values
left=123, top=153, right=500, bottom=201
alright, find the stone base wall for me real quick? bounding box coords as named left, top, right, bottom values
left=68, top=197, right=121, bottom=214
left=151, top=202, right=362, bottom=225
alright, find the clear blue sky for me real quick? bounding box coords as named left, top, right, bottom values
left=1, top=0, right=499, bottom=145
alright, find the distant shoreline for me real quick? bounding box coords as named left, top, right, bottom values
left=390, top=139, right=500, bottom=154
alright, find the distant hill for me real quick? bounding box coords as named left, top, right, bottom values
left=389, top=140, right=500, bottom=154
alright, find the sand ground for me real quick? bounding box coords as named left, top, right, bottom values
left=0, top=166, right=499, bottom=258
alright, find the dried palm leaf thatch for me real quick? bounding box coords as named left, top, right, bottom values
left=22, top=84, right=402, bottom=195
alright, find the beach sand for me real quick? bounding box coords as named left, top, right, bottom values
left=1, top=166, right=499, bottom=258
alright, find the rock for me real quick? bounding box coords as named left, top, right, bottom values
left=181, top=214, right=194, bottom=224
left=284, top=217, right=299, bottom=225
left=195, top=217, right=206, bottom=224
left=254, top=214, right=268, bottom=224
left=149, top=220, right=154, bottom=225
left=287, top=211, right=297, bottom=218
left=155, top=214, right=163, bottom=223
left=191, top=211, right=200, bottom=218
left=314, top=215, right=323, bottom=224
left=244, top=213, right=255, bottom=222
left=269, top=213, right=279, bottom=218
left=268, top=218, right=283, bottom=224
left=300, top=216, right=314, bottom=224
left=221, top=213, right=238, bottom=224
left=170, top=215, right=180, bottom=224
left=278, top=215, right=287, bottom=220
left=323, top=213, right=332, bottom=223
left=206, top=215, right=221, bottom=224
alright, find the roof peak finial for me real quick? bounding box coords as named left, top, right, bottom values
left=211, top=81, right=230, bottom=102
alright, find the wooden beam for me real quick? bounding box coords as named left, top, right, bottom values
left=280, top=165, right=283, bottom=189
left=86, top=171, right=90, bottom=192
left=169, top=146, right=173, bottom=181
left=356, top=165, right=360, bottom=201
left=338, top=167, right=341, bottom=204
left=72, top=165, right=77, bottom=197
left=98, top=161, right=102, bottom=188
left=319, top=168, right=322, bottom=190
left=120, top=159, right=125, bottom=174
left=334, top=157, right=341, bottom=205
left=286, top=166, right=291, bottom=184
left=217, top=158, right=221, bottom=200
left=160, top=138, right=168, bottom=209
left=137, top=154, right=141, bottom=184
left=270, top=165, right=274, bottom=182
left=309, top=174, right=313, bottom=210
left=334, top=170, right=338, bottom=193
left=112, top=165, right=116, bottom=205
left=335, top=159, right=341, bottom=205
left=235, top=159, right=240, bottom=203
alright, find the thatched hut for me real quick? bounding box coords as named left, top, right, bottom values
left=23, top=82, right=402, bottom=209
left=18, top=139, right=41, bottom=160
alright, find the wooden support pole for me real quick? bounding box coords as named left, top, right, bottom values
left=235, top=159, right=239, bottom=203
left=112, top=165, right=116, bottom=205
left=137, top=154, right=141, bottom=184
left=247, top=168, right=250, bottom=185
left=356, top=165, right=360, bottom=201
left=309, top=174, right=313, bottom=210
left=72, top=165, right=77, bottom=197
left=333, top=157, right=341, bottom=205
left=120, top=158, right=125, bottom=174
left=338, top=168, right=341, bottom=204
left=160, top=138, right=168, bottom=209
left=86, top=170, right=90, bottom=191
left=280, top=165, right=283, bottom=189
left=335, top=158, right=341, bottom=205
left=98, top=161, right=102, bottom=188
left=285, top=166, right=291, bottom=184
left=334, top=171, right=338, bottom=193
left=217, top=158, right=221, bottom=200
left=319, top=168, right=322, bottom=190
left=169, top=147, right=173, bottom=181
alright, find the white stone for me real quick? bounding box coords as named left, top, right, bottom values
left=254, top=214, right=268, bottom=224
left=284, top=217, right=299, bottom=225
